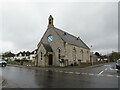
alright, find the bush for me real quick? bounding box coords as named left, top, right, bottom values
left=7, top=61, right=19, bottom=65
left=15, top=59, right=21, bottom=62
left=7, top=59, right=32, bottom=65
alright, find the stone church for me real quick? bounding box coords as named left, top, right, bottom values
left=36, top=15, right=90, bottom=67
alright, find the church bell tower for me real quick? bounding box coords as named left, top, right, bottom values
left=48, top=15, right=54, bottom=28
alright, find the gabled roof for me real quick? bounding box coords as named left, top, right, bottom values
left=31, top=49, right=38, bottom=54
left=16, top=51, right=30, bottom=56
left=42, top=43, right=53, bottom=52
left=54, top=27, right=90, bottom=49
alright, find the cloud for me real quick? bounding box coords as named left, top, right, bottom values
left=0, top=41, right=15, bottom=52
left=1, top=1, right=118, bottom=54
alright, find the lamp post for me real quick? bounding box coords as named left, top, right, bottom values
left=91, top=45, right=93, bottom=65
left=107, top=52, right=110, bottom=63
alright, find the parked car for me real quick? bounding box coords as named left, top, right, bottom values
left=0, top=58, right=7, bottom=67
left=116, top=59, right=120, bottom=70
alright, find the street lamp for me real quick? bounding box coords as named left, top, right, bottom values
left=91, top=45, right=93, bottom=65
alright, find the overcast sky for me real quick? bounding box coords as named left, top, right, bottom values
left=0, top=0, right=118, bottom=55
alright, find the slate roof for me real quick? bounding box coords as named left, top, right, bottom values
left=16, top=52, right=25, bottom=56
left=42, top=43, right=53, bottom=52
left=16, top=50, right=37, bottom=56
left=54, top=27, right=90, bottom=49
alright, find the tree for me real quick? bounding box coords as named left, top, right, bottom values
left=95, top=52, right=101, bottom=57
left=2, top=52, right=15, bottom=58
left=109, top=52, right=119, bottom=62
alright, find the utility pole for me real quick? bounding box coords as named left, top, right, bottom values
left=107, top=52, right=109, bottom=63
left=91, top=45, right=93, bottom=65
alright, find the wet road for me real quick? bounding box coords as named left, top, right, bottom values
left=0, top=63, right=120, bottom=88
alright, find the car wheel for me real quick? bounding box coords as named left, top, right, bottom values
left=2, top=63, right=6, bottom=67
left=116, top=65, right=118, bottom=69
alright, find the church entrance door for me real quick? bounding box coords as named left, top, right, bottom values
left=48, top=54, right=53, bottom=65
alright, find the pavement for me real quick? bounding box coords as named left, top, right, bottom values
left=0, top=75, right=4, bottom=89
left=0, top=76, right=2, bottom=84
left=0, top=75, right=4, bottom=83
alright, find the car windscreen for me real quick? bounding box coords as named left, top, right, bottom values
left=0, top=58, right=5, bottom=61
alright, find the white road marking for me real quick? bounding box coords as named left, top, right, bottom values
left=98, top=71, right=104, bottom=75
left=69, top=72, right=74, bottom=74
left=106, top=75, right=114, bottom=77
left=75, top=72, right=80, bottom=74
left=81, top=73, right=87, bottom=75
left=110, top=68, right=114, bottom=70
left=64, top=71, right=69, bottom=74
left=109, top=68, right=118, bottom=71
left=97, top=74, right=104, bottom=76
left=105, top=68, right=108, bottom=71
left=51, top=69, right=119, bottom=78
left=104, top=65, right=111, bottom=66
left=59, top=71, right=63, bottom=73
left=89, top=73, right=94, bottom=76
left=116, top=76, right=120, bottom=78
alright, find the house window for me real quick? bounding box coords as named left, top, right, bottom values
left=80, top=50, right=83, bottom=61
left=73, top=47, right=76, bottom=61
left=58, top=49, right=61, bottom=59
left=41, top=52, right=43, bottom=60
left=28, top=56, right=30, bottom=59
left=32, top=56, right=35, bottom=59
left=87, top=51, right=89, bottom=53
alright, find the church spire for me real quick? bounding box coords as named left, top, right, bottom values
left=48, top=15, right=54, bottom=28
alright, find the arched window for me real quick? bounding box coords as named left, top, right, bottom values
left=80, top=50, right=83, bottom=61
left=41, top=52, right=43, bottom=60
left=73, top=47, right=76, bottom=61
left=58, top=48, right=61, bottom=59
left=87, top=50, right=88, bottom=53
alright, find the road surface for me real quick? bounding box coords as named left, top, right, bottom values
left=0, top=62, right=120, bottom=88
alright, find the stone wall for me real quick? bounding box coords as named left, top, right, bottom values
left=65, top=43, right=90, bottom=66
left=37, top=27, right=90, bottom=67
left=37, top=44, right=46, bottom=66
left=38, top=27, right=65, bottom=66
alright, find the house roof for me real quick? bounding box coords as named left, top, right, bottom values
left=16, top=51, right=31, bottom=56
left=54, top=27, right=90, bottom=49
left=38, top=16, right=90, bottom=50
left=90, top=52, right=97, bottom=58
left=31, top=49, right=38, bottom=54
left=42, top=43, right=53, bottom=52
